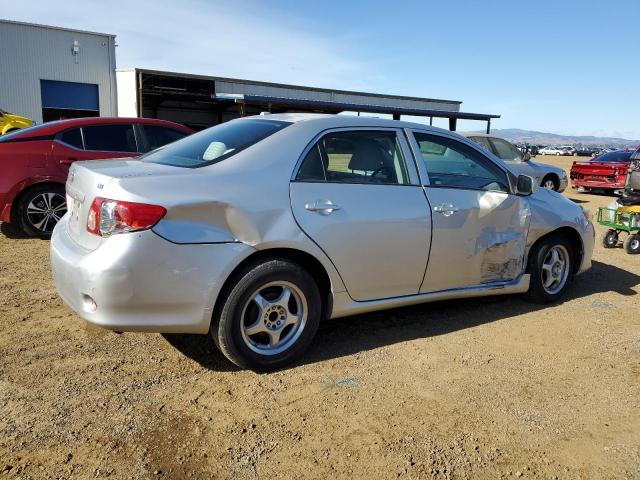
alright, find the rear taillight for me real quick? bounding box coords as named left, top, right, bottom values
left=87, top=197, right=166, bottom=237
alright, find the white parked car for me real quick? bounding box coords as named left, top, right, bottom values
left=539, top=146, right=569, bottom=156
left=461, top=133, right=568, bottom=191
left=51, top=114, right=594, bottom=369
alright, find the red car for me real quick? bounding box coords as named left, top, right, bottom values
left=570, top=150, right=634, bottom=193
left=0, top=117, right=192, bottom=237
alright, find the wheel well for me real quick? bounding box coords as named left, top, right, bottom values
left=215, top=248, right=333, bottom=321
left=527, top=227, right=583, bottom=275
left=10, top=181, right=64, bottom=223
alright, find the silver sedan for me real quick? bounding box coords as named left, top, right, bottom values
left=461, top=133, right=568, bottom=192
left=51, top=114, right=594, bottom=369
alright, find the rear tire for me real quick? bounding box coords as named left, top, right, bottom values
left=211, top=258, right=321, bottom=370
left=525, top=234, right=574, bottom=303
left=17, top=184, right=67, bottom=238
left=601, top=229, right=619, bottom=248
left=623, top=234, right=640, bottom=255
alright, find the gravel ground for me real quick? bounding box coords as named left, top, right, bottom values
left=1, top=156, right=639, bottom=479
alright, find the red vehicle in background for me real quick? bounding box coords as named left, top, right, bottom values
left=570, top=150, right=635, bottom=194
left=0, top=117, right=193, bottom=237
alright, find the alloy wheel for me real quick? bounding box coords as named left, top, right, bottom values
left=541, top=245, right=570, bottom=295
left=240, top=281, right=308, bottom=355
left=26, top=192, right=67, bottom=234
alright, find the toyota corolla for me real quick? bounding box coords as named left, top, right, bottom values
left=51, top=114, right=594, bottom=369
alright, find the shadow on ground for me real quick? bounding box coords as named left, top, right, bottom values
left=167, top=259, right=638, bottom=371
left=0, top=222, right=34, bottom=239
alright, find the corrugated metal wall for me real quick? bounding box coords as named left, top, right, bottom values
left=0, top=20, right=116, bottom=123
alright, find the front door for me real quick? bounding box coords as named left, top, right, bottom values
left=409, top=131, right=530, bottom=293
left=290, top=128, right=431, bottom=301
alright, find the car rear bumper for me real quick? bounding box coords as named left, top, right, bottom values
left=571, top=179, right=624, bottom=190
left=50, top=215, right=254, bottom=334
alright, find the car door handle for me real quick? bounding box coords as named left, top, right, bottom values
left=434, top=203, right=459, bottom=216
left=305, top=200, right=341, bottom=215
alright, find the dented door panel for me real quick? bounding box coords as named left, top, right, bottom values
left=420, top=188, right=530, bottom=293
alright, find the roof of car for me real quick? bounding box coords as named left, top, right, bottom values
left=239, top=112, right=454, bottom=134
left=3, top=117, right=192, bottom=141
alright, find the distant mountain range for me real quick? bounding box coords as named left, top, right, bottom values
left=481, top=129, right=640, bottom=147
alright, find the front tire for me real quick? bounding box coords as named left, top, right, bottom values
left=525, top=235, right=573, bottom=303
left=542, top=175, right=559, bottom=191
left=17, top=184, right=67, bottom=238
left=211, top=258, right=321, bottom=370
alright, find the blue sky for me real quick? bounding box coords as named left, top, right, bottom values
left=3, top=0, right=640, bottom=138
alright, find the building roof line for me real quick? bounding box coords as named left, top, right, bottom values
left=116, top=67, right=463, bottom=105
left=0, top=18, right=116, bottom=38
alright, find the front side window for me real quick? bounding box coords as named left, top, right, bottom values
left=296, top=130, right=409, bottom=185
left=142, top=125, right=189, bottom=152
left=143, top=119, right=290, bottom=168
left=83, top=124, right=137, bottom=152
left=490, top=138, right=522, bottom=162
left=413, top=132, right=509, bottom=192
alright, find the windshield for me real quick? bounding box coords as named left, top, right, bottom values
left=142, top=119, right=291, bottom=168
left=592, top=151, right=632, bottom=162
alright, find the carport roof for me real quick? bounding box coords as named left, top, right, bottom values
left=214, top=93, right=500, bottom=121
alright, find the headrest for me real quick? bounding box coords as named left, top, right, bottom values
left=348, top=140, right=389, bottom=171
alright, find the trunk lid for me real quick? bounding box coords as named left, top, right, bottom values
left=64, top=159, right=185, bottom=250
left=571, top=161, right=628, bottom=175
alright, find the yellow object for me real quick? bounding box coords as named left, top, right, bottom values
left=0, top=108, right=33, bottom=135
left=618, top=205, right=640, bottom=213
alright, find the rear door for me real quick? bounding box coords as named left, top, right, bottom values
left=51, top=123, right=140, bottom=175
left=290, top=128, right=431, bottom=301
left=408, top=131, right=530, bottom=293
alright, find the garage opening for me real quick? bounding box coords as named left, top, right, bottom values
left=40, top=80, right=99, bottom=122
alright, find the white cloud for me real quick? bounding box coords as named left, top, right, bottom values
left=2, top=0, right=380, bottom=90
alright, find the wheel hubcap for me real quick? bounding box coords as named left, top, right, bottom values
left=240, top=281, right=307, bottom=355
left=543, top=180, right=555, bottom=190
left=631, top=239, right=640, bottom=250
left=541, top=245, right=570, bottom=294
left=26, top=192, right=67, bottom=233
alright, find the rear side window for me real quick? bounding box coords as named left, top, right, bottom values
left=489, top=138, right=522, bottom=161
left=469, top=136, right=493, bottom=153
left=143, top=119, right=291, bottom=168
left=296, top=130, right=410, bottom=185
left=142, top=125, right=189, bottom=152
left=57, top=128, right=83, bottom=149
left=83, top=124, right=137, bottom=152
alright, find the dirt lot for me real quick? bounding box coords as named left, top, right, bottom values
left=1, top=155, right=639, bottom=479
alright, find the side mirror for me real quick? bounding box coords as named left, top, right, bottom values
left=516, top=174, right=536, bottom=196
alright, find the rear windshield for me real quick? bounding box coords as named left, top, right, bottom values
left=592, top=151, right=632, bottom=163
left=142, top=119, right=291, bottom=168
